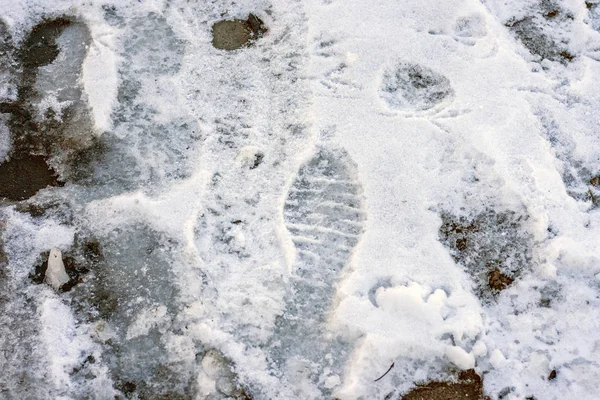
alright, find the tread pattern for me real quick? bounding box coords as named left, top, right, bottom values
left=283, top=148, right=365, bottom=281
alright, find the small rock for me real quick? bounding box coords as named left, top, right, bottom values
left=212, top=13, right=266, bottom=50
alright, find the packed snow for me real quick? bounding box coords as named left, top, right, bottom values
left=1, top=0, right=600, bottom=399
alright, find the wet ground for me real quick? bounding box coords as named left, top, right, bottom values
left=0, top=154, right=61, bottom=201
left=0, top=16, right=97, bottom=202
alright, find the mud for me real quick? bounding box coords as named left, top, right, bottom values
left=402, top=370, right=488, bottom=400
left=488, top=268, right=514, bottom=292
left=0, top=16, right=99, bottom=202
left=19, top=18, right=72, bottom=69
left=212, top=13, right=266, bottom=50
left=0, top=154, right=62, bottom=201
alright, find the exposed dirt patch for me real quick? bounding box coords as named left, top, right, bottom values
left=0, top=16, right=100, bottom=201
left=19, top=17, right=72, bottom=69
left=212, top=13, right=267, bottom=50
left=488, top=268, right=514, bottom=292
left=0, top=154, right=62, bottom=201
left=402, top=370, right=489, bottom=400
left=504, top=1, right=575, bottom=64
left=439, top=209, right=532, bottom=300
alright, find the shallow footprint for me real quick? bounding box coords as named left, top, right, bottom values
left=379, top=62, right=454, bottom=112
left=0, top=16, right=94, bottom=200
left=269, top=147, right=366, bottom=396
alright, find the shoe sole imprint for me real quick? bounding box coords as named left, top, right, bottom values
left=270, top=147, right=365, bottom=394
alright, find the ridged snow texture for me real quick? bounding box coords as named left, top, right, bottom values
left=271, top=148, right=365, bottom=394
left=284, top=148, right=365, bottom=281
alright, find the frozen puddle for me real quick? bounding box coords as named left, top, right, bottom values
left=2, top=0, right=600, bottom=399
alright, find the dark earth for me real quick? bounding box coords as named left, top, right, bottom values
left=504, top=1, right=576, bottom=64
left=0, top=16, right=99, bottom=202
left=0, top=154, right=61, bottom=201
left=402, top=370, right=489, bottom=400
left=0, top=18, right=72, bottom=201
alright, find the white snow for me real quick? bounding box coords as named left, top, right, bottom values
left=81, top=26, right=119, bottom=133
left=446, top=345, right=476, bottom=370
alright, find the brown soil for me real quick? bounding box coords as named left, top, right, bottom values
left=488, top=268, right=514, bottom=291
left=212, top=13, right=266, bottom=50
left=438, top=210, right=530, bottom=300
left=402, top=370, right=489, bottom=400
left=0, top=155, right=61, bottom=201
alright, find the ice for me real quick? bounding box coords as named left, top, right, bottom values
left=81, top=20, right=119, bottom=134
left=44, top=248, right=69, bottom=290
left=1, top=0, right=600, bottom=398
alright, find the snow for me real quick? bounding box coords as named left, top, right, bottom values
left=1, top=0, right=600, bottom=398
left=81, top=24, right=119, bottom=133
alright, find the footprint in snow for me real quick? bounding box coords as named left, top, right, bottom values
left=268, top=146, right=366, bottom=396
left=379, top=62, right=454, bottom=113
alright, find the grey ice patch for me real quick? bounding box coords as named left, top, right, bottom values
left=284, top=147, right=365, bottom=277
left=379, top=62, right=454, bottom=112
left=269, top=147, right=365, bottom=396
left=588, top=1, right=600, bottom=32
left=0, top=226, right=49, bottom=399
left=0, top=19, right=17, bottom=101
left=69, top=225, right=195, bottom=398
left=94, top=12, right=198, bottom=190
left=534, top=109, right=600, bottom=209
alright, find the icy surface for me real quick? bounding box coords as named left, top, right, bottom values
left=1, top=0, right=600, bottom=399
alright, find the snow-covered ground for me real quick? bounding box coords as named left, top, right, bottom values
left=1, top=0, right=600, bottom=399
